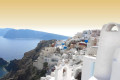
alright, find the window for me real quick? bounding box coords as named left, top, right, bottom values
left=111, top=26, right=118, bottom=32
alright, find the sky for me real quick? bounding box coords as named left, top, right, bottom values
left=0, top=0, right=120, bottom=36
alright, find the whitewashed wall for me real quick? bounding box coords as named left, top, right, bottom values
left=82, top=56, right=96, bottom=80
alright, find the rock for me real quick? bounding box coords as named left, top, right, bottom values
left=0, top=58, right=8, bottom=67
left=5, top=59, right=20, bottom=72
left=0, top=40, right=56, bottom=80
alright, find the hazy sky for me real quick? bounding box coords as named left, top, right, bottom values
left=0, top=0, right=120, bottom=36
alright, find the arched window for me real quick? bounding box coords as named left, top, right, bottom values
left=111, top=26, right=118, bottom=32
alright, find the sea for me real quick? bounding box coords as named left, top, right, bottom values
left=0, top=36, right=41, bottom=78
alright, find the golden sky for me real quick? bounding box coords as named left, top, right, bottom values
left=0, top=0, right=120, bottom=36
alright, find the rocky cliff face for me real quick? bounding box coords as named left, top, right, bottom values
left=0, top=58, right=8, bottom=67
left=0, top=40, right=56, bottom=80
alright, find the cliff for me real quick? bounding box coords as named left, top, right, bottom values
left=0, top=40, right=56, bottom=80
left=4, top=29, right=69, bottom=40
left=0, top=58, right=8, bottom=67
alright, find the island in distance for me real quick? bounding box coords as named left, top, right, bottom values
left=0, top=28, right=69, bottom=40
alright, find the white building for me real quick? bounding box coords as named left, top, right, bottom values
left=82, top=55, right=96, bottom=80
left=82, top=23, right=120, bottom=80
left=82, top=30, right=91, bottom=40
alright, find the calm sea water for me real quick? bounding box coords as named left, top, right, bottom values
left=0, top=36, right=40, bottom=61
left=0, top=36, right=41, bottom=78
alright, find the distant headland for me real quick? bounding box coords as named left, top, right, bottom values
left=0, top=28, right=69, bottom=40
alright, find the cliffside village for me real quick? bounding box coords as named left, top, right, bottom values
left=33, top=29, right=100, bottom=80
left=33, top=23, right=120, bottom=80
